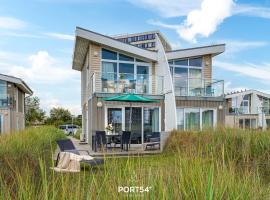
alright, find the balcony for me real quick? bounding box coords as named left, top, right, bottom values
left=89, top=72, right=164, bottom=95
left=173, top=77, right=224, bottom=97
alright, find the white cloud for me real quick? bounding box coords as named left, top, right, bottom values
left=218, top=40, right=268, bottom=55
left=128, top=0, right=202, bottom=18
left=6, top=51, right=78, bottom=83
left=41, top=98, right=81, bottom=115
left=44, top=32, right=74, bottom=41
left=215, top=60, right=270, bottom=82
left=234, top=4, right=270, bottom=19
left=224, top=81, right=248, bottom=94
left=148, top=0, right=235, bottom=42
left=0, top=50, right=81, bottom=116
left=0, top=17, right=27, bottom=30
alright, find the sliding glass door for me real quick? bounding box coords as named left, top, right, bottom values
left=106, top=106, right=160, bottom=144
left=143, top=107, right=159, bottom=142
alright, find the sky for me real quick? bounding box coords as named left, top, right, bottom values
left=1, top=0, right=270, bottom=115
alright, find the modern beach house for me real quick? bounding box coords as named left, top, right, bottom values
left=72, top=27, right=225, bottom=147
left=0, top=74, right=33, bottom=134
left=225, top=90, right=270, bottom=130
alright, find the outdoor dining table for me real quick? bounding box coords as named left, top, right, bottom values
left=106, top=133, right=121, bottom=147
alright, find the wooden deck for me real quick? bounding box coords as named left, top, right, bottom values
left=69, top=136, right=162, bottom=158
left=55, top=132, right=170, bottom=159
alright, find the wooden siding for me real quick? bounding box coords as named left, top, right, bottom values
left=0, top=109, right=25, bottom=134
left=176, top=99, right=226, bottom=126
left=89, top=43, right=101, bottom=92
left=203, top=55, right=212, bottom=80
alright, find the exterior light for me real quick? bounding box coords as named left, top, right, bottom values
left=97, top=101, right=103, bottom=108
left=218, top=105, right=223, bottom=110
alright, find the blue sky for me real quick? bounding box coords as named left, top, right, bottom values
left=1, top=0, right=270, bottom=115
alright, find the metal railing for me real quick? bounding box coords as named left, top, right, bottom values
left=90, top=72, right=164, bottom=95
left=173, top=76, right=224, bottom=97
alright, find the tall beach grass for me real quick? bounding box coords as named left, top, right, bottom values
left=1, top=127, right=270, bottom=199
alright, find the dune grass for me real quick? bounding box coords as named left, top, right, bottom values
left=1, top=127, right=270, bottom=199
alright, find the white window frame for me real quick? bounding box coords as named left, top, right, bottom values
left=104, top=105, right=161, bottom=135
left=101, top=48, right=152, bottom=94
left=169, top=57, right=203, bottom=96
left=176, top=107, right=217, bottom=130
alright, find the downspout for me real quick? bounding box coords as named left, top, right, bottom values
left=155, top=36, right=177, bottom=131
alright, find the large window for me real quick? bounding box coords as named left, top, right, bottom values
left=177, top=108, right=216, bottom=131
left=101, top=48, right=150, bottom=94
left=169, top=57, right=203, bottom=96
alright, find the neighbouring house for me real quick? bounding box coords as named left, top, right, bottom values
left=0, top=74, right=33, bottom=134
left=72, top=27, right=226, bottom=146
left=225, top=89, right=270, bottom=130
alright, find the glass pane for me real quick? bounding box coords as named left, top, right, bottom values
left=102, top=48, right=117, bottom=60
left=174, top=68, right=188, bottom=96
left=119, top=54, right=134, bottom=62
left=202, top=110, right=214, bottom=129
left=137, top=66, right=149, bottom=94
left=245, top=119, right=250, bottom=129
left=107, top=108, right=122, bottom=133
left=185, top=109, right=200, bottom=130
left=119, top=63, right=134, bottom=74
left=189, top=57, right=202, bottom=67
left=239, top=119, right=244, bottom=129
left=101, top=62, right=117, bottom=92
left=143, top=107, right=159, bottom=142
left=251, top=119, right=256, bottom=129
left=177, top=108, right=184, bottom=130
left=175, top=59, right=188, bottom=66
left=119, top=63, right=135, bottom=92
left=137, top=66, right=148, bottom=75
left=189, top=69, right=202, bottom=96
left=125, top=107, right=142, bottom=144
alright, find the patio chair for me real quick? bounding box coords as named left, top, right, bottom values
left=145, top=132, right=160, bottom=150
left=56, top=139, right=104, bottom=167
left=121, top=131, right=131, bottom=151
left=95, top=131, right=110, bottom=151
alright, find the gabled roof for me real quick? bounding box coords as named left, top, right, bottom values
left=0, top=73, right=33, bottom=95
left=72, top=27, right=158, bottom=71
left=166, top=44, right=225, bottom=60
left=226, top=89, right=270, bottom=99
